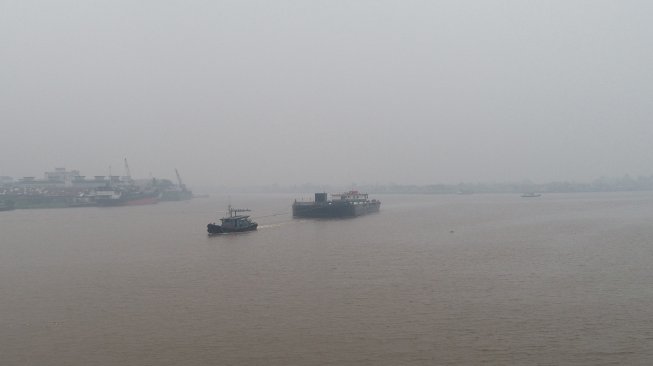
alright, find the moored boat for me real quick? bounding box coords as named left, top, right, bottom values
left=207, top=206, right=258, bottom=234
left=159, top=169, right=193, bottom=201
left=0, top=199, right=15, bottom=211
left=95, top=186, right=160, bottom=206
left=160, top=188, right=192, bottom=201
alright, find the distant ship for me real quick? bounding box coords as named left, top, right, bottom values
left=160, top=187, right=192, bottom=201
left=160, top=169, right=193, bottom=201
left=207, top=206, right=258, bottom=234
left=95, top=186, right=160, bottom=206
left=521, top=192, right=542, bottom=198
left=292, top=191, right=381, bottom=218
left=0, top=162, right=197, bottom=209
left=0, top=199, right=15, bottom=211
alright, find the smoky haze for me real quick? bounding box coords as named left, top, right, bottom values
left=1, top=1, right=652, bottom=187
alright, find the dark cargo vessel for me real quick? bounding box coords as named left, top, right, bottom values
left=292, top=191, right=380, bottom=218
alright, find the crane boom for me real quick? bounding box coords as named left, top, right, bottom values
left=175, top=168, right=185, bottom=188
left=123, top=158, right=132, bottom=182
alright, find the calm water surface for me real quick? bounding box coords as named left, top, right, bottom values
left=2, top=193, right=653, bottom=365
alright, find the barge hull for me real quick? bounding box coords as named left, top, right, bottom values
left=292, top=192, right=380, bottom=218
left=292, top=202, right=380, bottom=218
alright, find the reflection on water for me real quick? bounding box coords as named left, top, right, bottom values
left=2, top=192, right=653, bottom=365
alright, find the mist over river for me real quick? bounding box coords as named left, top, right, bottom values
left=2, top=192, right=653, bottom=365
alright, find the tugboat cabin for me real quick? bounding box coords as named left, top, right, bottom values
left=220, top=215, right=253, bottom=229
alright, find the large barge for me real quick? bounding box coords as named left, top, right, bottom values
left=292, top=191, right=380, bottom=218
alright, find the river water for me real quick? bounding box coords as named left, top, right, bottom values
left=2, top=192, right=653, bottom=365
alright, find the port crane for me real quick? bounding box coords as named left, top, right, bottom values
left=123, top=158, right=133, bottom=183
left=174, top=168, right=186, bottom=190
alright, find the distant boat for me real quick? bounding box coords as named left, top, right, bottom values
left=207, top=205, right=258, bottom=234
left=160, top=169, right=193, bottom=201
left=0, top=199, right=15, bottom=211
left=160, top=187, right=192, bottom=201
left=95, top=186, right=160, bottom=206
left=521, top=193, right=541, bottom=198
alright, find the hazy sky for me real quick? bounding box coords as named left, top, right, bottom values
left=2, top=1, right=652, bottom=186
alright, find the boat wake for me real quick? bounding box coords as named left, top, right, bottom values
left=257, top=221, right=296, bottom=229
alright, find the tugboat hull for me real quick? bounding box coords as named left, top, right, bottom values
left=207, top=223, right=258, bottom=234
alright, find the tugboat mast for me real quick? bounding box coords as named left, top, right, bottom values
left=227, top=205, right=251, bottom=217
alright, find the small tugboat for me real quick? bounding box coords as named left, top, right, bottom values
left=207, top=205, right=258, bottom=234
